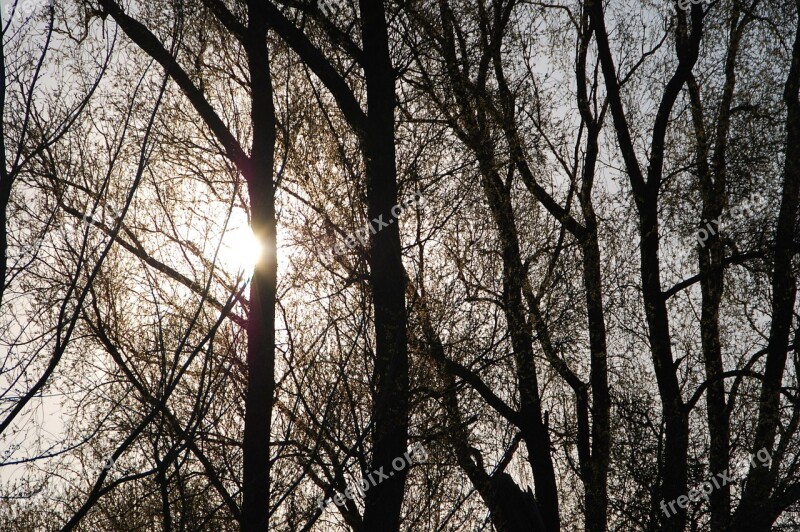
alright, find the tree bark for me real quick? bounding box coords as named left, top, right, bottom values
left=415, top=282, right=545, bottom=532
left=0, top=27, right=6, bottom=308
left=0, top=180, right=9, bottom=309
left=588, top=1, right=704, bottom=528
left=574, top=14, right=610, bottom=528
left=240, top=2, right=278, bottom=530
left=477, top=153, right=560, bottom=532
left=732, top=3, right=800, bottom=529
left=98, top=3, right=279, bottom=527
left=358, top=1, right=410, bottom=529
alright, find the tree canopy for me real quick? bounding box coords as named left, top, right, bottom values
left=1, top=0, right=799, bottom=530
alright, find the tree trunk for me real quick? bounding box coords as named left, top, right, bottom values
left=416, top=283, right=545, bottom=532
left=0, top=31, right=10, bottom=308
left=732, top=4, right=800, bottom=528
left=241, top=2, right=277, bottom=529
left=685, top=9, right=750, bottom=526
left=582, top=229, right=610, bottom=532
left=478, top=155, right=560, bottom=532
left=588, top=0, right=703, bottom=527
left=0, top=180, right=9, bottom=308
left=359, top=1, right=410, bottom=529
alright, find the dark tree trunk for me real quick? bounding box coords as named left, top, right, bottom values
left=732, top=4, right=800, bottom=529
left=0, top=181, right=9, bottom=308
left=588, top=0, right=703, bottom=528
left=477, top=155, right=560, bottom=532
left=416, top=286, right=545, bottom=532
left=359, top=1, right=410, bottom=529
left=97, top=2, right=275, bottom=526
left=575, top=19, right=610, bottom=524
left=582, top=229, right=610, bottom=532
left=684, top=9, right=752, bottom=527
left=696, top=145, right=731, bottom=532
left=640, top=200, right=690, bottom=532
left=423, top=1, right=562, bottom=517
left=0, top=31, right=10, bottom=308
left=490, top=473, right=547, bottom=532
left=241, top=1, right=278, bottom=530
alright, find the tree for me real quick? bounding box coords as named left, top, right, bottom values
left=3, top=0, right=800, bottom=530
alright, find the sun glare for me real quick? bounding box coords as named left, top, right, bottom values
left=225, top=225, right=263, bottom=273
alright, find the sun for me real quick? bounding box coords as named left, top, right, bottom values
left=224, top=224, right=263, bottom=273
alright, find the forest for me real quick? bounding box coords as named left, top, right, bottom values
left=1, top=0, right=799, bottom=530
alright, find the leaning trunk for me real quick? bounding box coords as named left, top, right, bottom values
left=478, top=156, right=560, bottom=532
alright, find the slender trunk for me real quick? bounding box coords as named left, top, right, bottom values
left=416, top=286, right=545, bottom=532
left=697, top=185, right=730, bottom=532
left=359, top=1, right=410, bottom=529
left=733, top=6, right=800, bottom=529
left=689, top=13, right=747, bottom=527
left=576, top=49, right=610, bottom=524
left=92, top=1, right=273, bottom=526
left=478, top=156, right=560, bottom=532
left=0, top=31, right=9, bottom=308
left=686, top=65, right=729, bottom=532
left=582, top=227, right=610, bottom=532
left=588, top=0, right=702, bottom=526
left=241, top=2, right=277, bottom=529
left=688, top=70, right=730, bottom=531
left=640, top=199, right=689, bottom=532
left=157, top=462, right=173, bottom=532
left=0, top=182, right=9, bottom=308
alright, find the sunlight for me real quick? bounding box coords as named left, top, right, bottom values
left=225, top=224, right=263, bottom=273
